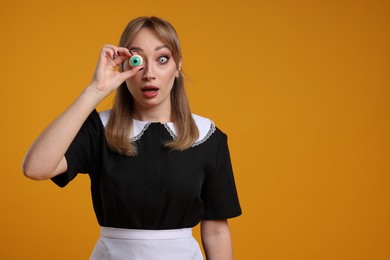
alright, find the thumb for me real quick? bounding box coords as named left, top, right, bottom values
left=120, top=66, right=144, bottom=82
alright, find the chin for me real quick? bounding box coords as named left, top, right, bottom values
left=139, top=99, right=163, bottom=108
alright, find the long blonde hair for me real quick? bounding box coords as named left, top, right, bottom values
left=105, top=16, right=198, bottom=156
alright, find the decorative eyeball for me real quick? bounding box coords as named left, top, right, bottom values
left=129, top=55, right=144, bottom=67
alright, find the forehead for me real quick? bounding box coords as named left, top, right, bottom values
left=129, top=28, right=167, bottom=50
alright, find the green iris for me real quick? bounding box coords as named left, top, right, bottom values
left=129, top=55, right=143, bottom=67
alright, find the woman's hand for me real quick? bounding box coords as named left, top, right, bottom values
left=89, top=44, right=143, bottom=96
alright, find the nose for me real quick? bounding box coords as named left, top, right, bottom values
left=142, top=60, right=156, bottom=81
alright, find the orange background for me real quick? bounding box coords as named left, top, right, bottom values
left=1, top=0, right=389, bottom=259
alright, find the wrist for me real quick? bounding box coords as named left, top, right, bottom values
left=80, top=85, right=108, bottom=107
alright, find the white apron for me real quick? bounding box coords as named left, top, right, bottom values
left=90, top=226, right=204, bottom=260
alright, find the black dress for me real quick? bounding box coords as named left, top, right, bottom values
left=52, top=110, right=242, bottom=230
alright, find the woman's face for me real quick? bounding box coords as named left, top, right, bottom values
left=123, top=28, right=179, bottom=117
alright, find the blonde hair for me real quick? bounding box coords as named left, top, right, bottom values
left=105, top=16, right=199, bottom=156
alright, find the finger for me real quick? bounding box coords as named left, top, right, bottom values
left=117, top=47, right=132, bottom=57
left=113, top=55, right=131, bottom=67
left=119, top=65, right=144, bottom=81
left=102, top=44, right=123, bottom=60
left=113, top=49, right=133, bottom=64
left=113, top=48, right=138, bottom=65
left=100, top=48, right=116, bottom=63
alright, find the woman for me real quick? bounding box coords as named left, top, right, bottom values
left=23, top=16, right=241, bottom=259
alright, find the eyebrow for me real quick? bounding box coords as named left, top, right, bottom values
left=129, top=45, right=169, bottom=52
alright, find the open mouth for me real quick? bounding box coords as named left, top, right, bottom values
left=141, top=86, right=159, bottom=98
left=142, top=86, right=159, bottom=93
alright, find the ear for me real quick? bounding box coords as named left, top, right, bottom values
left=176, top=58, right=182, bottom=77
left=178, top=58, right=182, bottom=71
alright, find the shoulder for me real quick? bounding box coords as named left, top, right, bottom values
left=76, top=109, right=105, bottom=131
left=192, top=114, right=226, bottom=147
left=98, top=110, right=111, bottom=127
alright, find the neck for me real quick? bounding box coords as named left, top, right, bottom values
left=133, top=104, right=173, bottom=123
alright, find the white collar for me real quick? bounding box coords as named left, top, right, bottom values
left=98, top=110, right=216, bottom=147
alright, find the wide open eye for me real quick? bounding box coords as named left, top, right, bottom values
left=158, top=56, right=169, bottom=64
left=129, top=55, right=144, bottom=67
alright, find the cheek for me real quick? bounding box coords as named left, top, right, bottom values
left=161, top=74, right=176, bottom=89
left=125, top=76, right=141, bottom=93
left=160, top=67, right=177, bottom=81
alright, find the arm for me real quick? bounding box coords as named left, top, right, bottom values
left=22, top=45, right=143, bottom=180
left=201, top=220, right=234, bottom=260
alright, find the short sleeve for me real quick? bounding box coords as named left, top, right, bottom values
left=51, top=110, right=103, bottom=187
left=202, top=134, right=242, bottom=220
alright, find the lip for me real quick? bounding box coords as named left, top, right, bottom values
left=141, top=85, right=159, bottom=98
